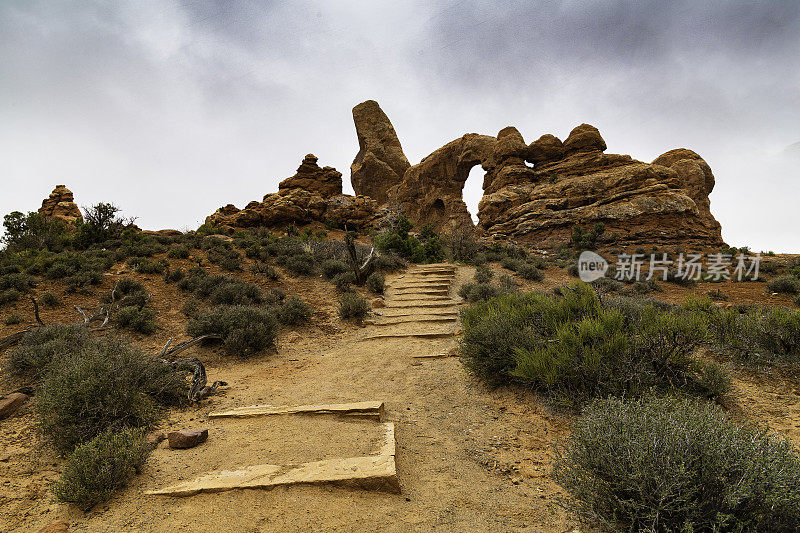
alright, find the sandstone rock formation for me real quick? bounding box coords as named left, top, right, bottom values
left=390, top=133, right=495, bottom=230
left=207, top=155, right=376, bottom=231
left=350, top=100, right=410, bottom=203
left=279, top=154, right=342, bottom=197
left=477, top=126, right=723, bottom=247
left=38, top=185, right=82, bottom=225
left=207, top=101, right=725, bottom=249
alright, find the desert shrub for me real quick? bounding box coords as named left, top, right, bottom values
left=37, top=337, right=187, bottom=453
left=590, top=277, right=622, bottom=294
left=163, top=267, right=185, bottom=284
left=0, top=272, right=35, bottom=292
left=365, top=272, right=385, bottom=294
left=458, top=281, right=501, bottom=303
left=554, top=396, right=800, bottom=532
left=64, top=270, right=102, bottom=293
left=181, top=297, right=201, bottom=317
left=182, top=273, right=264, bottom=306
left=284, top=253, right=316, bottom=276
left=565, top=263, right=579, bottom=277
left=40, top=291, right=61, bottom=307
left=73, top=203, right=133, bottom=248
left=570, top=223, right=605, bottom=250
left=131, top=258, right=168, bottom=275
left=461, top=283, right=716, bottom=403
left=460, top=291, right=554, bottom=384
left=113, top=306, right=157, bottom=334
left=373, top=215, right=444, bottom=263
left=338, top=292, right=369, bottom=320
left=373, top=251, right=407, bottom=272
left=694, top=302, right=800, bottom=366
left=332, top=271, right=356, bottom=292
left=277, top=296, right=312, bottom=325
left=2, top=210, right=72, bottom=252
left=53, top=427, right=148, bottom=510
left=206, top=246, right=242, bottom=271
left=511, top=300, right=709, bottom=405
left=0, top=288, right=21, bottom=305
left=321, top=259, right=349, bottom=279
left=496, top=273, right=519, bottom=293
left=4, top=312, right=23, bottom=325
left=264, top=287, right=286, bottom=306
left=167, top=245, right=190, bottom=259
left=8, top=324, right=90, bottom=376
left=767, top=275, right=800, bottom=295
left=250, top=262, right=280, bottom=280
left=187, top=305, right=277, bottom=357
left=500, top=256, right=521, bottom=272
left=516, top=263, right=544, bottom=281
left=446, top=227, right=482, bottom=263
left=474, top=265, right=494, bottom=284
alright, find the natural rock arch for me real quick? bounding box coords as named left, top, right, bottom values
left=388, top=133, right=496, bottom=230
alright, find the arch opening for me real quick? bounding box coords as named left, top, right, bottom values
left=463, top=165, right=484, bottom=224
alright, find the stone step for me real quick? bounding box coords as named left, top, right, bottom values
left=367, top=317, right=458, bottom=326
left=359, top=331, right=458, bottom=341
left=385, top=301, right=461, bottom=309
left=209, top=401, right=385, bottom=421
left=146, top=423, right=399, bottom=496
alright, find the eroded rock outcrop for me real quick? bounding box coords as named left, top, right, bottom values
left=207, top=155, right=376, bottom=231
left=279, top=154, right=342, bottom=197
left=350, top=100, right=410, bottom=203
left=478, top=126, right=723, bottom=247
left=390, top=133, right=495, bottom=230
left=38, top=185, right=82, bottom=225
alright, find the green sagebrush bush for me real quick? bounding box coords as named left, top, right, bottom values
left=167, top=245, right=190, bottom=259
left=332, top=271, right=356, bottom=292
left=458, top=281, right=502, bottom=303
left=53, top=427, right=148, bottom=510
left=178, top=270, right=264, bottom=306
left=40, top=291, right=61, bottom=307
left=692, top=299, right=800, bottom=366
left=113, top=306, right=157, bottom=334
left=187, top=305, right=277, bottom=356
left=554, top=396, right=800, bottom=532
left=474, top=265, right=494, bottom=284
left=365, top=272, right=385, bottom=294
left=461, top=283, right=724, bottom=404
left=8, top=324, right=90, bottom=377
left=36, top=337, right=187, bottom=454
left=767, top=275, right=800, bottom=295
left=338, top=292, right=369, bottom=320
left=277, top=296, right=312, bottom=325
left=321, top=259, right=349, bottom=279
left=516, top=262, right=544, bottom=281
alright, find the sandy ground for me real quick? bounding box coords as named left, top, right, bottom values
left=1, top=253, right=799, bottom=532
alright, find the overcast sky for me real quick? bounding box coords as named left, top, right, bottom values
left=1, top=0, right=798, bottom=251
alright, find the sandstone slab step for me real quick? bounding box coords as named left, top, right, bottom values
left=209, top=401, right=385, bottom=421
left=146, top=423, right=399, bottom=496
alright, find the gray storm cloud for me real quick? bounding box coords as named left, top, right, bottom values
left=1, top=0, right=798, bottom=250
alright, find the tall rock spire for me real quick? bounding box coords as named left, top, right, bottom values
left=350, top=100, right=410, bottom=203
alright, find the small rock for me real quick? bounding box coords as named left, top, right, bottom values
left=371, top=298, right=385, bottom=308
left=168, top=429, right=209, bottom=449
left=285, top=331, right=302, bottom=343
left=36, top=520, right=69, bottom=533
left=0, top=393, right=29, bottom=420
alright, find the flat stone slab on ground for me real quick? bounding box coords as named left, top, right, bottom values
left=146, top=423, right=398, bottom=496
left=209, top=401, right=385, bottom=421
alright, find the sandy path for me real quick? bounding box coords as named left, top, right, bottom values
left=15, top=264, right=580, bottom=532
